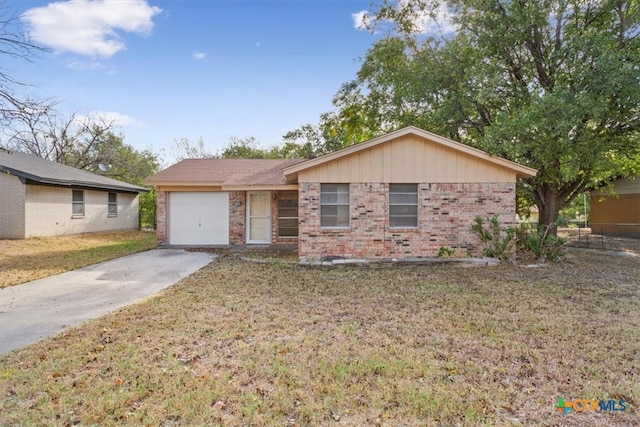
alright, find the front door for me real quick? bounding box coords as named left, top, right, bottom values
left=247, top=192, right=271, bottom=243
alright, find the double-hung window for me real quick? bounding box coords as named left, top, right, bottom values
left=72, top=189, right=84, bottom=217
left=389, top=184, right=418, bottom=228
left=320, top=184, right=349, bottom=227
left=108, top=192, right=117, bottom=217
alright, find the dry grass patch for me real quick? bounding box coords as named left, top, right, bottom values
left=1, top=250, right=638, bottom=425
left=0, top=231, right=157, bottom=288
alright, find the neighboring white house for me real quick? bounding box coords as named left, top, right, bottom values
left=0, top=149, right=148, bottom=239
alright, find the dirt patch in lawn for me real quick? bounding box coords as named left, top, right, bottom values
left=0, top=249, right=638, bottom=425
left=0, top=230, right=157, bottom=288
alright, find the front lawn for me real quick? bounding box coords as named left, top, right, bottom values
left=0, top=250, right=638, bottom=425
left=0, top=230, right=157, bottom=288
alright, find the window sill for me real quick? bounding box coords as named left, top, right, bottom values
left=71, top=215, right=85, bottom=219
left=108, top=214, right=118, bottom=218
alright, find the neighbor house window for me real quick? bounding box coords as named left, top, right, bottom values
left=320, top=184, right=349, bottom=227
left=389, top=184, right=418, bottom=228
left=108, top=192, right=117, bottom=217
left=72, top=189, right=84, bottom=217
left=278, top=191, right=298, bottom=237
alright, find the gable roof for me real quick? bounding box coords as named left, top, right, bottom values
left=145, top=159, right=305, bottom=188
left=0, top=149, right=148, bottom=193
left=283, top=126, right=537, bottom=180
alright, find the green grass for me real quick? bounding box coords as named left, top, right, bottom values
left=0, top=249, right=638, bottom=425
left=0, top=231, right=157, bottom=288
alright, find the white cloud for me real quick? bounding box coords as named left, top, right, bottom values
left=193, top=51, right=206, bottom=60
left=402, top=0, right=457, bottom=35
left=352, top=10, right=373, bottom=30
left=353, top=1, right=457, bottom=35
left=82, top=111, right=142, bottom=128
left=21, top=0, right=162, bottom=58
left=67, top=59, right=106, bottom=71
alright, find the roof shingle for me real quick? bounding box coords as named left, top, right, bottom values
left=0, top=150, right=148, bottom=193
left=145, top=159, right=304, bottom=186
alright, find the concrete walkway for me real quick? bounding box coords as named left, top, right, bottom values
left=0, top=249, right=216, bottom=355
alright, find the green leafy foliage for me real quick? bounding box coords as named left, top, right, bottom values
left=516, top=224, right=567, bottom=262
left=86, top=132, right=160, bottom=229
left=437, top=246, right=456, bottom=258
left=470, top=215, right=516, bottom=261
left=289, top=0, right=640, bottom=233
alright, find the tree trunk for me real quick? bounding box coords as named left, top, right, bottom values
left=534, top=183, right=560, bottom=236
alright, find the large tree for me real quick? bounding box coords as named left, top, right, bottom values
left=294, top=0, right=640, bottom=231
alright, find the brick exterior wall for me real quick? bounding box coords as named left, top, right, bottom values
left=298, top=182, right=515, bottom=260
left=156, top=190, right=167, bottom=244
left=0, top=173, right=26, bottom=239
left=229, top=191, right=245, bottom=244
left=24, top=185, right=140, bottom=237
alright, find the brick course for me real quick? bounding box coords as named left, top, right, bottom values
left=156, top=191, right=166, bottom=244
left=298, top=182, right=515, bottom=260
left=229, top=191, right=245, bottom=244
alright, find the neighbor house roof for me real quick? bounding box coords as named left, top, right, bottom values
left=283, top=126, right=537, bottom=179
left=0, top=149, right=148, bottom=193
left=145, top=159, right=305, bottom=189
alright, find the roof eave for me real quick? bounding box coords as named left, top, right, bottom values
left=28, top=178, right=148, bottom=193
left=144, top=179, right=225, bottom=186
left=220, top=184, right=298, bottom=191
left=2, top=168, right=147, bottom=193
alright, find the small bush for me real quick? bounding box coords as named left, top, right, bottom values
left=437, top=246, right=456, bottom=258
left=471, top=215, right=516, bottom=262
left=517, top=224, right=566, bottom=262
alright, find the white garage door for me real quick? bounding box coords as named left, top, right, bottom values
left=169, top=192, right=229, bottom=245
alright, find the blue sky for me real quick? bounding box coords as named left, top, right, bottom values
left=8, top=0, right=383, bottom=164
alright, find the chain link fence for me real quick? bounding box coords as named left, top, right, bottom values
left=560, top=226, right=640, bottom=253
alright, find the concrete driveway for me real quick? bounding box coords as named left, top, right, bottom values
left=0, top=249, right=216, bottom=355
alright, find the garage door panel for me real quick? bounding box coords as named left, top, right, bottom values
left=169, top=192, right=229, bottom=245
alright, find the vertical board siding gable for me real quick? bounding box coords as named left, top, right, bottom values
left=297, top=134, right=515, bottom=183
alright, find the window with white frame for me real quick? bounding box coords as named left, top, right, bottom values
left=389, top=184, right=418, bottom=228
left=278, top=191, right=298, bottom=237
left=72, top=189, right=84, bottom=217
left=320, top=184, right=350, bottom=227
left=108, top=192, right=117, bottom=217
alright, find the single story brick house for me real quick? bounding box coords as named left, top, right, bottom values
left=145, top=126, right=537, bottom=260
left=590, top=175, right=640, bottom=237
left=0, top=149, right=147, bottom=239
